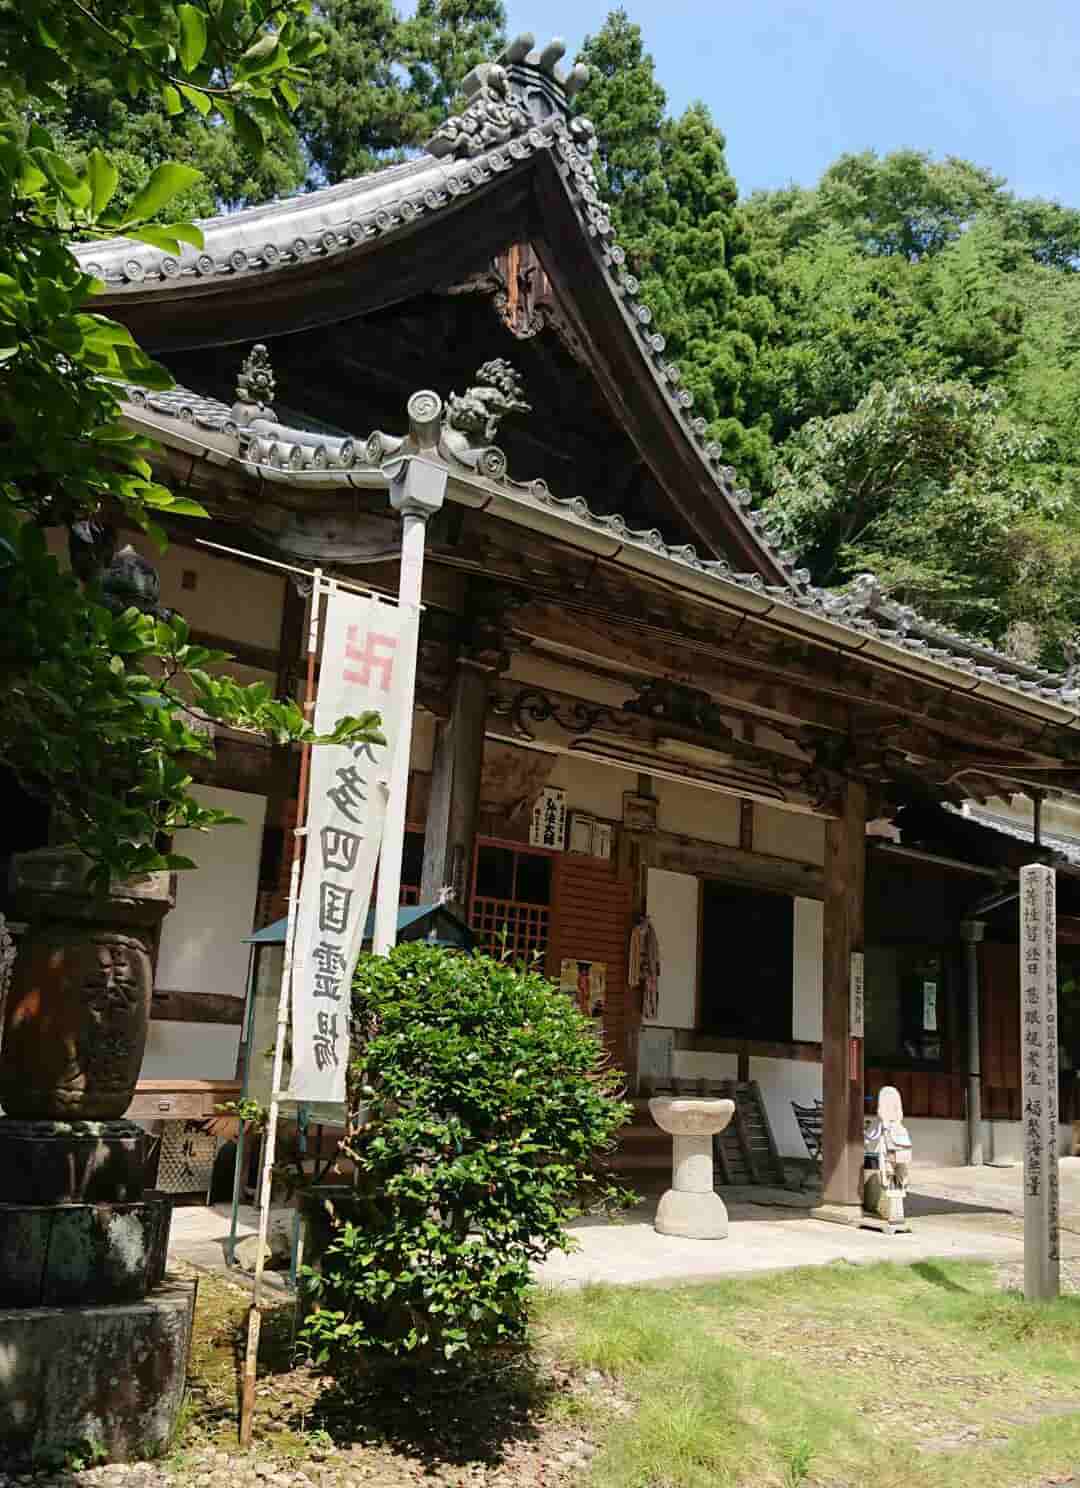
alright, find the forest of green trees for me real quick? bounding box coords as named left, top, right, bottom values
left=51, top=2, right=1080, bottom=665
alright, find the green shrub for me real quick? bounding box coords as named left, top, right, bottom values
left=298, top=942, right=633, bottom=1371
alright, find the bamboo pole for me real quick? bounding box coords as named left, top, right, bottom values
left=238, top=570, right=324, bottom=1448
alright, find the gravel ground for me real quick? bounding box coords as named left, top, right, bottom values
left=0, top=1406, right=608, bottom=1488
left=994, top=1257, right=1080, bottom=1293
left=0, top=1426, right=605, bottom=1488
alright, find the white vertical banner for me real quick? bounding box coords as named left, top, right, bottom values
left=288, top=586, right=415, bottom=1103
left=1020, top=862, right=1060, bottom=1300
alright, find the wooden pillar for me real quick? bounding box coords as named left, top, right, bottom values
left=419, top=660, right=489, bottom=912
left=610, top=775, right=656, bottom=1084
left=255, top=577, right=306, bottom=926
left=819, top=780, right=867, bottom=1214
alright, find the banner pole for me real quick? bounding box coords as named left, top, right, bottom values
left=372, top=440, right=448, bottom=954
left=372, top=512, right=425, bottom=955
left=239, top=569, right=324, bottom=1448
left=226, top=945, right=258, bottom=1266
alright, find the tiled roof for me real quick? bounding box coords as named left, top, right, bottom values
left=120, top=371, right=1079, bottom=714
left=946, top=804, right=1080, bottom=868
left=73, top=35, right=800, bottom=590
left=85, top=33, right=1079, bottom=713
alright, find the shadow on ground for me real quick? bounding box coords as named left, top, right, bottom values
left=294, top=1357, right=557, bottom=1468
left=205, top=1289, right=559, bottom=1472
left=910, top=1260, right=976, bottom=1292
left=904, top=1190, right=1011, bottom=1217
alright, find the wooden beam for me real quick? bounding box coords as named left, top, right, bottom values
left=188, top=732, right=276, bottom=794
left=651, top=831, right=824, bottom=900
left=694, top=1035, right=823, bottom=1064
left=151, top=990, right=246, bottom=1025
left=504, top=593, right=1072, bottom=767
left=513, top=600, right=853, bottom=735
left=820, top=781, right=867, bottom=1212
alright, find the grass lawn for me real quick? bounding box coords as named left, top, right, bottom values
left=537, top=1261, right=1080, bottom=1488
left=175, top=1259, right=1080, bottom=1488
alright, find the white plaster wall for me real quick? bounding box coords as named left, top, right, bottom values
left=659, top=780, right=740, bottom=845
left=753, top=806, right=825, bottom=865
left=671, top=1050, right=739, bottom=1082
left=981, top=1121, right=1072, bottom=1165
left=793, top=897, right=823, bottom=1043
left=867, top=1119, right=1072, bottom=1167
left=155, top=785, right=267, bottom=999
left=900, top=1118, right=968, bottom=1167
left=154, top=542, right=284, bottom=650
left=43, top=531, right=283, bottom=655
left=751, top=1057, right=823, bottom=1158
left=643, top=868, right=699, bottom=1029
left=140, top=1020, right=241, bottom=1081
left=547, top=754, right=629, bottom=822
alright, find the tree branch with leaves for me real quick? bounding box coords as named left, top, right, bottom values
left=0, top=0, right=385, bottom=887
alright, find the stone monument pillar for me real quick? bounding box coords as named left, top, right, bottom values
left=1020, top=863, right=1060, bottom=1301
left=0, top=846, right=197, bottom=1464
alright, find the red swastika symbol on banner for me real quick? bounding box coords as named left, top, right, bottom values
left=344, top=627, right=397, bottom=691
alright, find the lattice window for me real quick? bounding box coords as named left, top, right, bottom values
left=470, top=896, right=550, bottom=961
left=469, top=841, right=553, bottom=963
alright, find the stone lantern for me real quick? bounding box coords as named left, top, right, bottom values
left=649, top=1096, right=735, bottom=1239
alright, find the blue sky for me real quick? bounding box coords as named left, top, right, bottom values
left=494, top=1, right=1080, bottom=203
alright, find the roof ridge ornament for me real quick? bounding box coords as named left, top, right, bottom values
left=440, top=359, right=530, bottom=478
left=427, top=34, right=590, bottom=161
left=233, top=343, right=276, bottom=425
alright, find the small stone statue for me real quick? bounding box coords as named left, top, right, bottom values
left=863, top=1085, right=913, bottom=1228
left=100, top=543, right=165, bottom=617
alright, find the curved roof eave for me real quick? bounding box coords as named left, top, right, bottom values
left=71, top=79, right=794, bottom=583
left=121, top=390, right=1080, bottom=733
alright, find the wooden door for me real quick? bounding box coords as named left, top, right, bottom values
left=548, top=853, right=633, bottom=1066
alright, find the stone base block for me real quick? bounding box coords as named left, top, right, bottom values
left=0, top=1278, right=196, bottom=1468
left=654, top=1188, right=729, bottom=1240
left=0, top=1119, right=147, bottom=1204
left=809, top=1201, right=865, bottom=1227
left=0, top=1192, right=172, bottom=1307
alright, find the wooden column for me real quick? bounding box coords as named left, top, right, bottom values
left=419, top=660, right=489, bottom=912
left=609, top=776, right=657, bottom=1085
left=255, top=576, right=306, bottom=926
left=819, top=780, right=867, bottom=1213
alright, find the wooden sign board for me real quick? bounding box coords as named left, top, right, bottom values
left=849, top=951, right=865, bottom=1039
